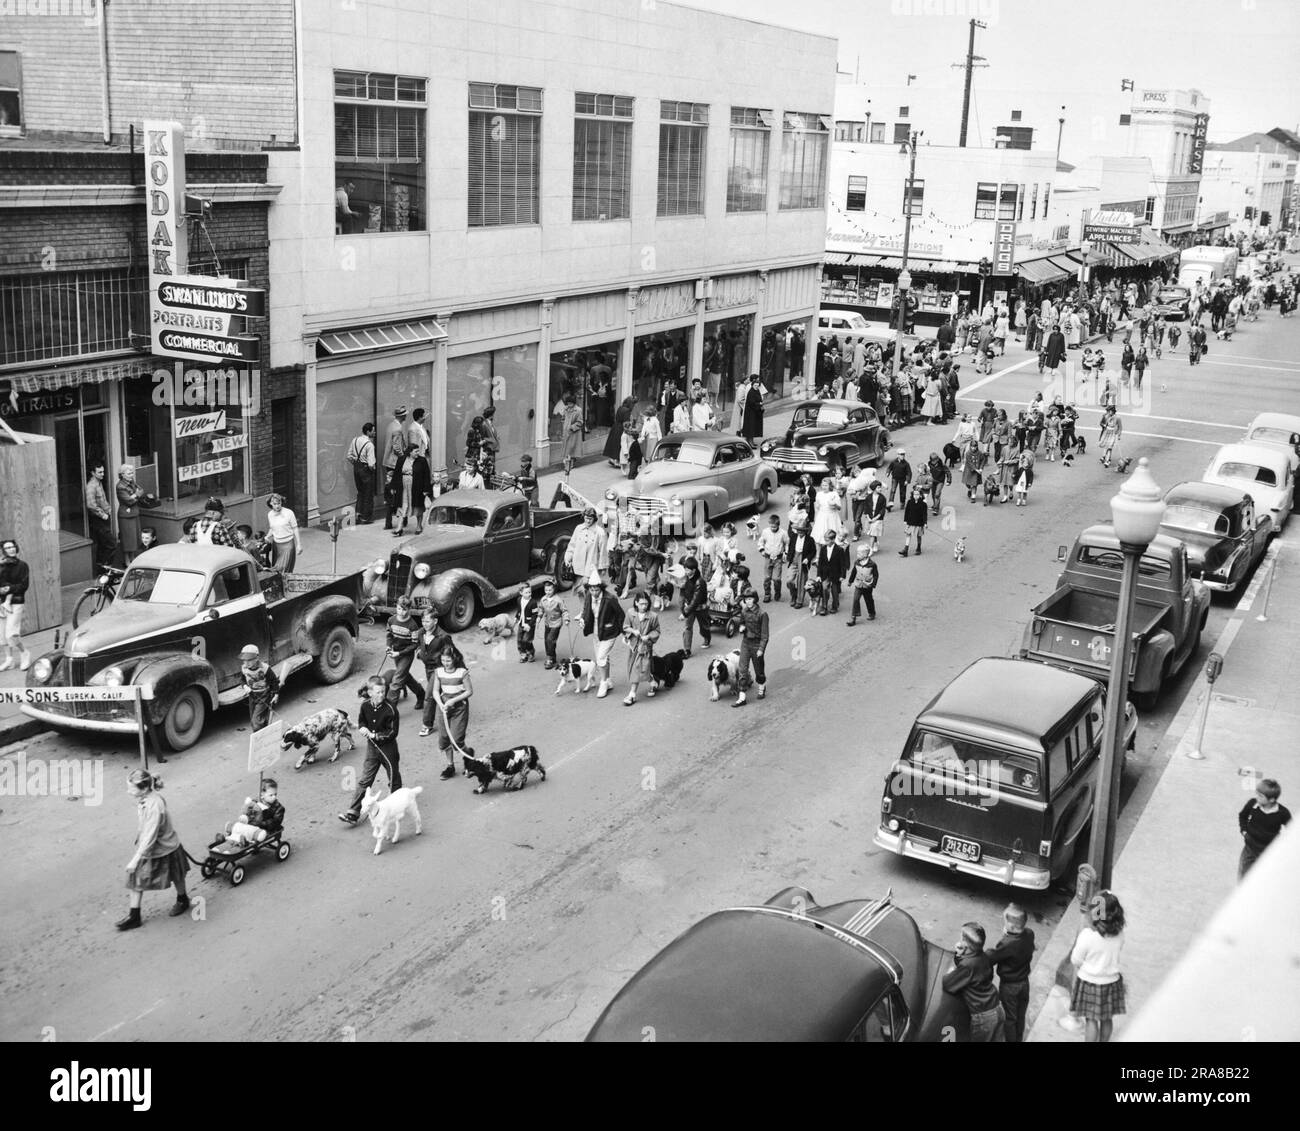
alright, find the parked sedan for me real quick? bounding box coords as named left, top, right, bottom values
left=1159, top=482, right=1273, bottom=595
left=607, top=432, right=777, bottom=535
left=1203, top=443, right=1295, bottom=533
left=759, top=398, right=891, bottom=479
left=586, top=888, right=970, bottom=1042
left=1242, top=412, right=1300, bottom=474
left=1153, top=285, right=1191, bottom=321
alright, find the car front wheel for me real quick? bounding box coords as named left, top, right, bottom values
left=442, top=584, right=477, bottom=634
left=312, top=624, right=355, bottom=684
left=753, top=485, right=770, bottom=514
left=161, top=687, right=207, bottom=752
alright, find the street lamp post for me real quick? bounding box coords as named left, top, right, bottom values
left=1088, top=459, right=1167, bottom=890
left=1078, top=238, right=1092, bottom=300
left=895, top=131, right=920, bottom=367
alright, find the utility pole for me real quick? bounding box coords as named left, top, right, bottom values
left=958, top=18, right=987, bottom=148
left=1056, top=108, right=1066, bottom=163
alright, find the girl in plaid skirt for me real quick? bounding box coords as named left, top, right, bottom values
left=1070, top=890, right=1127, bottom=1042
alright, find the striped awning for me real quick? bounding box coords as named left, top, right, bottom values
left=1113, top=231, right=1179, bottom=266
left=316, top=318, right=448, bottom=359
left=1017, top=257, right=1072, bottom=286
left=825, top=252, right=856, bottom=266
left=4, top=355, right=156, bottom=395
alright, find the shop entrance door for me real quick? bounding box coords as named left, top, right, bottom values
left=270, top=399, right=296, bottom=509
left=53, top=410, right=108, bottom=539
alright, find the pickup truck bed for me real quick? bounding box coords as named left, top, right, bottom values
left=1023, top=584, right=1168, bottom=681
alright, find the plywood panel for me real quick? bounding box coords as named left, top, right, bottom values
left=0, top=433, right=62, bottom=632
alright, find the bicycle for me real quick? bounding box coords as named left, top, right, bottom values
left=73, top=565, right=124, bottom=628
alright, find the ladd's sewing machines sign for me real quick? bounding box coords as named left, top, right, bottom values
left=143, top=121, right=263, bottom=366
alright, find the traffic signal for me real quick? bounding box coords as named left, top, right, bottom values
left=978, top=258, right=993, bottom=277
left=1244, top=206, right=1254, bottom=220
left=1260, top=211, right=1272, bottom=227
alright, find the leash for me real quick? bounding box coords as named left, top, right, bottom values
left=429, top=684, right=471, bottom=758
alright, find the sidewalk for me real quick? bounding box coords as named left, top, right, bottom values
left=1028, top=540, right=1299, bottom=1041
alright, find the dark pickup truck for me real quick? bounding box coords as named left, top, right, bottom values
left=24, top=545, right=360, bottom=751
left=1020, top=524, right=1210, bottom=710
left=380, top=490, right=584, bottom=632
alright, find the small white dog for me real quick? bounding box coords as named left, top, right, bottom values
left=953, top=537, right=967, bottom=563
left=359, top=786, right=424, bottom=856
left=479, top=614, right=515, bottom=642
left=554, top=658, right=597, bottom=695
left=745, top=516, right=760, bottom=541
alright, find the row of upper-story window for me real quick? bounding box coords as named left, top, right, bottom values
left=842, top=175, right=1051, bottom=221
left=332, top=72, right=832, bottom=235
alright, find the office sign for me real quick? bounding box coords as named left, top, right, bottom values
left=994, top=222, right=1017, bottom=275
left=155, top=329, right=261, bottom=363
left=157, top=276, right=267, bottom=318
left=144, top=120, right=190, bottom=360
left=1085, top=224, right=1141, bottom=245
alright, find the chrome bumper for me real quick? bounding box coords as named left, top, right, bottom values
left=19, top=705, right=141, bottom=735
left=872, top=826, right=1051, bottom=891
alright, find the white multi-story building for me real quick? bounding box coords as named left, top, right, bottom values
left=270, top=0, right=837, bottom=516
left=1199, top=138, right=1293, bottom=236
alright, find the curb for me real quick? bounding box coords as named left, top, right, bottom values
left=0, top=716, right=49, bottom=750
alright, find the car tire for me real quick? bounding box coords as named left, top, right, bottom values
left=161, top=687, right=207, bottom=752
left=550, top=537, right=575, bottom=592
left=311, top=624, right=355, bottom=684
left=442, top=584, right=477, bottom=634
left=753, top=485, right=770, bottom=514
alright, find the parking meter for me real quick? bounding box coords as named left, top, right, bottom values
left=1206, top=653, right=1224, bottom=685
left=1075, top=863, right=1098, bottom=910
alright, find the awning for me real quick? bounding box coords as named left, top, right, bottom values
left=316, top=318, right=448, bottom=359
left=4, top=356, right=155, bottom=395
left=876, top=257, right=906, bottom=271
left=1017, top=257, right=1072, bottom=286
left=1048, top=255, right=1083, bottom=276
left=824, top=252, right=856, bottom=266
left=1112, top=231, right=1179, bottom=266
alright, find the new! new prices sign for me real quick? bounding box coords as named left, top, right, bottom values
left=144, top=121, right=264, bottom=365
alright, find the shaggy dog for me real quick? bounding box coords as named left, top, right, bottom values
left=359, top=786, right=423, bottom=855
left=479, top=614, right=514, bottom=642
left=707, top=650, right=743, bottom=701
left=462, top=746, right=547, bottom=794
left=651, top=581, right=676, bottom=612
left=282, top=707, right=355, bottom=771
left=650, top=649, right=686, bottom=691
left=554, top=658, right=598, bottom=695
left=943, top=442, right=963, bottom=468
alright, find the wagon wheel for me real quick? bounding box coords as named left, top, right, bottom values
left=277, top=841, right=291, bottom=862
left=200, top=859, right=218, bottom=880
left=725, top=618, right=738, bottom=639
left=230, top=865, right=247, bottom=887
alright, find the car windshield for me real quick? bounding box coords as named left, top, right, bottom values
left=1077, top=546, right=1172, bottom=579
left=428, top=507, right=488, bottom=528
left=1160, top=289, right=1189, bottom=301
left=1216, top=461, right=1277, bottom=488
left=794, top=405, right=849, bottom=429
left=1162, top=505, right=1231, bottom=536
left=652, top=442, right=714, bottom=467
left=907, top=731, right=1041, bottom=796
left=1250, top=427, right=1300, bottom=445
left=117, top=567, right=206, bottom=605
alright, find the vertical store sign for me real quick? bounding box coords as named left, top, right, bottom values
left=145, top=121, right=189, bottom=359
left=994, top=222, right=1017, bottom=275
left=1189, top=114, right=1210, bottom=176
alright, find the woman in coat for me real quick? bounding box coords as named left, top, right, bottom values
left=961, top=439, right=986, bottom=501
left=115, top=464, right=146, bottom=563
left=1042, top=327, right=1067, bottom=375
left=921, top=374, right=944, bottom=425
left=621, top=591, right=660, bottom=706
left=739, top=374, right=765, bottom=445
left=479, top=405, right=501, bottom=480
left=464, top=417, right=484, bottom=471
left=606, top=397, right=635, bottom=466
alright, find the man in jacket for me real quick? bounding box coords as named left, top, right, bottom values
left=732, top=589, right=769, bottom=708
left=340, top=676, right=403, bottom=826
left=0, top=539, right=31, bottom=672
left=581, top=572, right=625, bottom=699
left=886, top=450, right=912, bottom=512
left=926, top=452, right=951, bottom=517
left=817, top=531, right=851, bottom=615
left=900, top=487, right=929, bottom=557
left=564, top=508, right=609, bottom=589
left=786, top=521, right=816, bottom=608
left=348, top=422, right=377, bottom=524
left=679, top=556, right=710, bottom=656
left=943, top=922, right=1006, bottom=1042
left=382, top=406, right=408, bottom=529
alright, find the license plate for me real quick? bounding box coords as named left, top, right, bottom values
left=941, top=836, right=982, bottom=863
left=774, top=461, right=805, bottom=472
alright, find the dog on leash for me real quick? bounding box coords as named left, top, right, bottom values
left=707, top=651, right=743, bottom=701
left=359, top=786, right=423, bottom=855
left=953, top=538, right=967, bottom=563
left=745, top=516, right=760, bottom=540
left=282, top=707, right=355, bottom=770
left=554, top=658, right=598, bottom=695
left=462, top=746, right=547, bottom=794
left=651, top=581, right=676, bottom=612
left=943, top=442, right=963, bottom=468
left=650, top=649, right=686, bottom=691
left=479, top=614, right=514, bottom=642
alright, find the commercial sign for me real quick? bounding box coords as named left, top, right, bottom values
left=0, top=387, right=79, bottom=418
left=179, top=456, right=234, bottom=482
left=1084, top=210, right=1140, bottom=245
left=994, top=221, right=1017, bottom=275
left=1189, top=113, right=1210, bottom=176
left=144, top=121, right=265, bottom=366
left=0, top=686, right=153, bottom=706
left=174, top=411, right=226, bottom=439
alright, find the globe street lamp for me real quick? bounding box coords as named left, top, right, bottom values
left=1089, top=458, right=1167, bottom=889
left=1079, top=239, right=1093, bottom=299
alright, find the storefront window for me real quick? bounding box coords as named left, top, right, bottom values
left=703, top=315, right=751, bottom=416
left=446, top=346, right=538, bottom=475
left=547, top=341, right=621, bottom=467
left=759, top=320, right=799, bottom=400
left=631, top=327, right=691, bottom=421
left=315, top=362, right=430, bottom=517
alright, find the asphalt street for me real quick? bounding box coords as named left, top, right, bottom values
left=1, top=297, right=1295, bottom=1042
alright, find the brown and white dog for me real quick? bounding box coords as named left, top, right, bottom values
left=282, top=707, right=355, bottom=770
left=554, top=658, right=597, bottom=695
left=462, top=746, right=547, bottom=794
